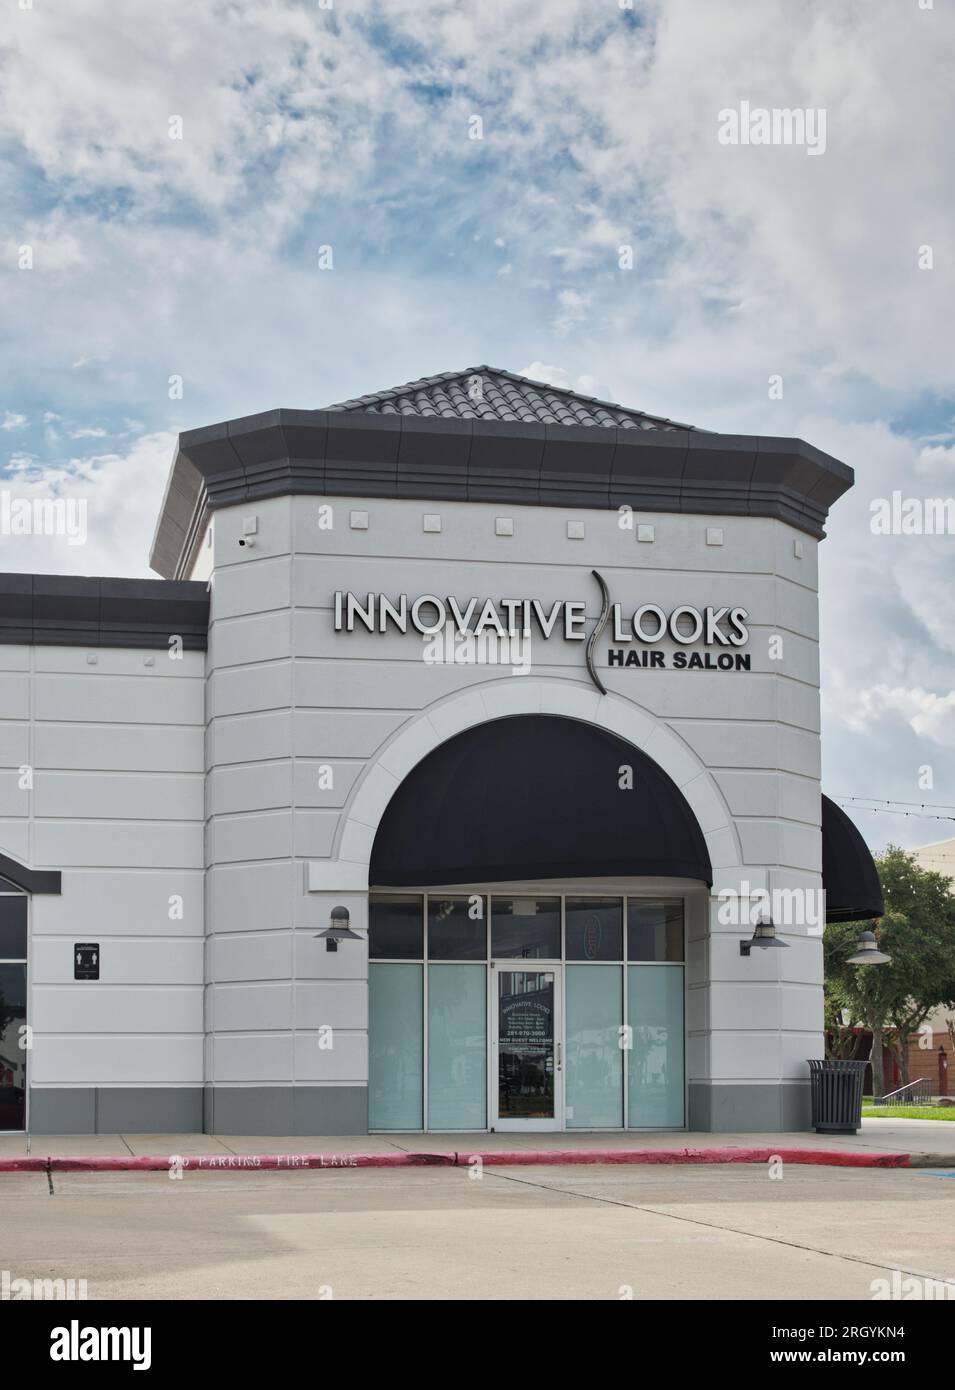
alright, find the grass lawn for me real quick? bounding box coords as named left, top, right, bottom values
left=862, top=1105, right=955, bottom=1120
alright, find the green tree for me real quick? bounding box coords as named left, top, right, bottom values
left=824, top=847, right=955, bottom=1099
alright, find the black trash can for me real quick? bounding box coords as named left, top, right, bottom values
left=807, top=1059, right=868, bottom=1134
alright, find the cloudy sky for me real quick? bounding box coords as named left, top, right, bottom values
left=2, top=0, right=953, bottom=855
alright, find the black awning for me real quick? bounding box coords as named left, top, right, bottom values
left=369, top=714, right=712, bottom=888
left=822, top=795, right=884, bottom=922
left=0, top=851, right=60, bottom=895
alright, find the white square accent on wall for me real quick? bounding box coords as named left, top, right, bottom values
left=706, top=527, right=724, bottom=546
left=566, top=520, right=585, bottom=539
left=422, top=514, right=442, bottom=533
left=794, top=539, right=804, bottom=558
left=242, top=516, right=258, bottom=536
left=495, top=517, right=514, bottom=536
left=349, top=510, right=369, bottom=530
left=637, top=524, right=655, bottom=543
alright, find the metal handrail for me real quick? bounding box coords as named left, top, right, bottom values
left=875, top=1078, right=933, bottom=1106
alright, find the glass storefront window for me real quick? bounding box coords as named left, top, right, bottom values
left=627, top=964, right=685, bottom=1128
left=0, top=963, right=27, bottom=1132
left=627, top=899, right=684, bottom=962
left=565, top=965, right=623, bottom=1128
left=368, top=963, right=423, bottom=1129
left=565, top=898, right=623, bottom=961
left=428, top=965, right=487, bottom=1129
left=366, top=893, right=688, bottom=1133
left=427, top=896, right=487, bottom=960
left=491, top=897, right=561, bottom=959
left=369, top=894, right=424, bottom=959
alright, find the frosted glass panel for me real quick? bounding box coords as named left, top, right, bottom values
left=627, top=965, right=684, bottom=1128
left=565, top=965, right=623, bottom=1128
left=368, top=964, right=423, bottom=1130
left=428, top=965, right=487, bottom=1129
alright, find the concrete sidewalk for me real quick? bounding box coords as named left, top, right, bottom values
left=1, top=1117, right=952, bottom=1160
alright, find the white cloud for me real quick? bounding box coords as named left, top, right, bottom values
left=2, top=412, right=27, bottom=430
left=0, top=433, right=176, bottom=578
left=843, top=686, right=955, bottom=749
left=2, top=0, right=954, bottom=851
left=518, top=362, right=605, bottom=399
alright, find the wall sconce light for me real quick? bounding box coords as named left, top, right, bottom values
left=740, top=912, right=789, bottom=957
left=845, top=928, right=890, bottom=966
left=315, top=905, right=361, bottom=953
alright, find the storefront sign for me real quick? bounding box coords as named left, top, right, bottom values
left=333, top=570, right=751, bottom=694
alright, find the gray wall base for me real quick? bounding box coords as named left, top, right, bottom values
left=688, top=1082, right=811, bottom=1133
left=29, top=1086, right=367, bottom=1136
left=205, top=1086, right=369, bottom=1136
left=29, top=1088, right=203, bottom=1135
left=30, top=1083, right=808, bottom=1136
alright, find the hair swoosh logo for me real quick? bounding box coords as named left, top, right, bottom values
left=586, top=569, right=611, bottom=694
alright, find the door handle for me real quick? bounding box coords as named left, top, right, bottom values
left=557, top=1042, right=562, bottom=1071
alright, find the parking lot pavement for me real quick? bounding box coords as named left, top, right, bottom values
left=3, top=1159, right=954, bottom=1300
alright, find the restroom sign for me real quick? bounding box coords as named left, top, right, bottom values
left=74, top=943, right=99, bottom=980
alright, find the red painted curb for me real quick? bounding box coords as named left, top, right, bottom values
left=458, top=1147, right=912, bottom=1168
left=0, top=1152, right=453, bottom=1173
left=0, top=1145, right=913, bottom=1173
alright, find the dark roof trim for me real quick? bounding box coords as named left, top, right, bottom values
left=151, top=409, right=854, bottom=577
left=822, top=795, right=884, bottom=922
left=0, top=574, right=210, bottom=650
left=0, top=852, right=61, bottom=894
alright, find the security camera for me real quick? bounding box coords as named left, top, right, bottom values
left=238, top=536, right=255, bottom=548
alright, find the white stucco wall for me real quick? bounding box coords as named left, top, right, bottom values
left=204, top=492, right=825, bottom=1125
left=0, top=643, right=205, bottom=1117
left=0, top=484, right=828, bottom=1132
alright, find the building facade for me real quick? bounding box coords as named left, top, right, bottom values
left=0, top=367, right=882, bottom=1136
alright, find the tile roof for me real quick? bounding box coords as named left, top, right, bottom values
left=322, top=366, right=694, bottom=431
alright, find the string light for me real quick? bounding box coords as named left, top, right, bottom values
left=834, top=800, right=955, bottom=824
left=838, top=796, right=955, bottom=813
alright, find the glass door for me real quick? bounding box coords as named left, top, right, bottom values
left=491, top=966, right=562, bottom=1131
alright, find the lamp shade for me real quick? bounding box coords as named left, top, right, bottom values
left=846, top=929, right=890, bottom=966
left=316, top=906, right=361, bottom=941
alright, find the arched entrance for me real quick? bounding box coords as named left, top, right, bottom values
left=365, top=715, right=712, bottom=1133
